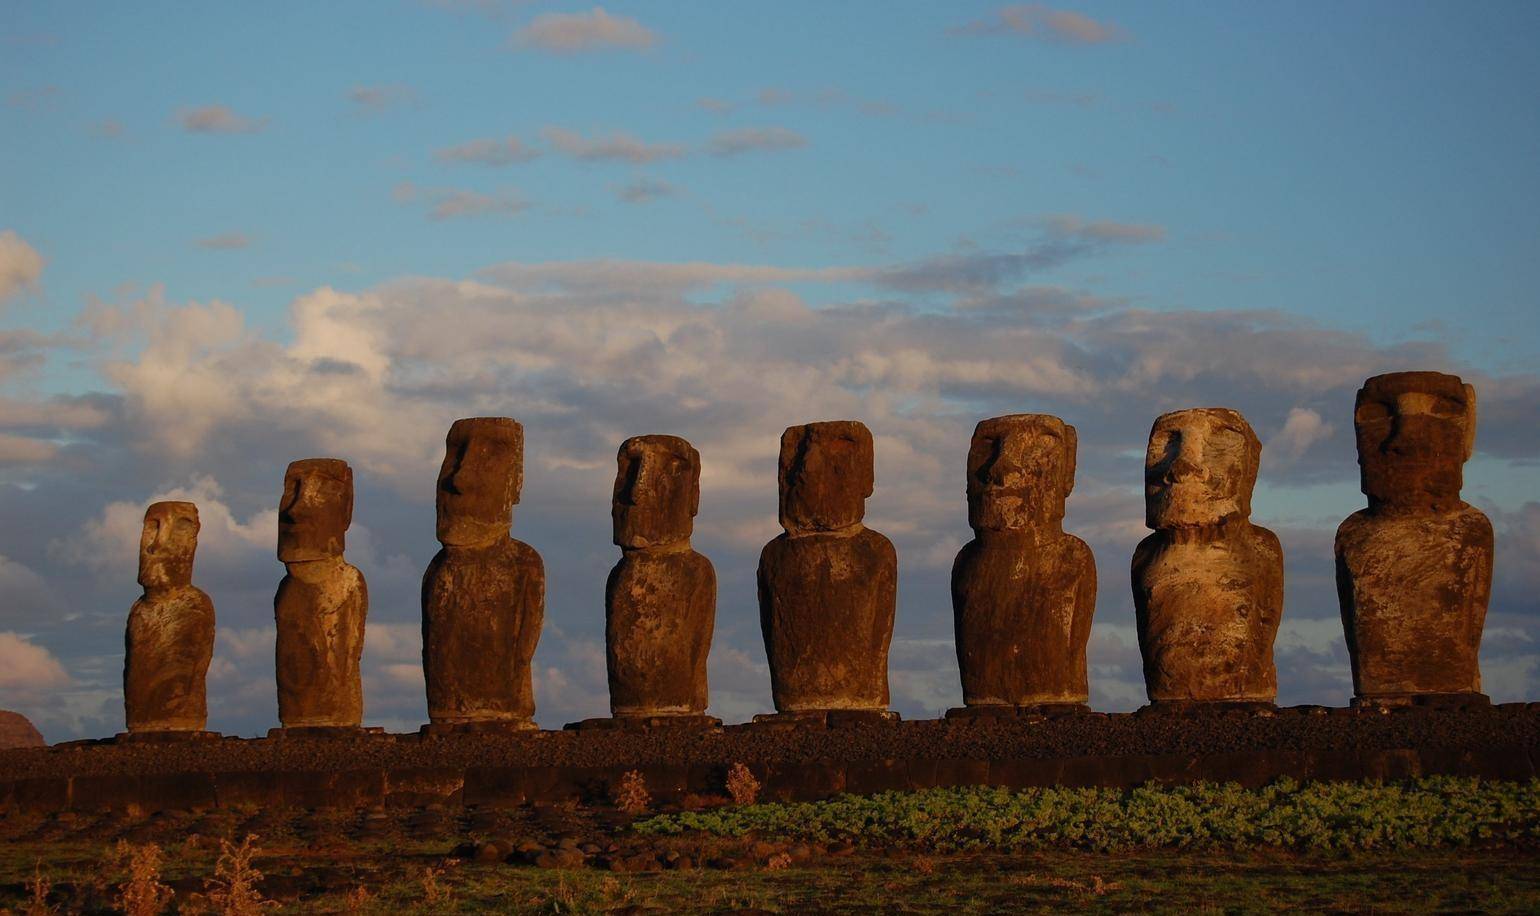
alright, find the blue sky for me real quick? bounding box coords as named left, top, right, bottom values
left=1, top=2, right=1538, bottom=738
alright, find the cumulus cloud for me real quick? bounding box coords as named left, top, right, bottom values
left=1265, top=407, right=1334, bottom=467
left=434, top=135, right=540, bottom=166
left=0, top=632, right=71, bottom=692
left=542, top=126, right=685, bottom=163
left=707, top=127, right=808, bottom=158
left=177, top=105, right=269, bottom=134
left=196, top=232, right=252, bottom=251
left=513, top=7, right=658, bottom=53
left=0, top=230, right=45, bottom=303
left=952, top=4, right=1126, bottom=44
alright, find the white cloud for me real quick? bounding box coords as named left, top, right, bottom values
left=513, top=7, right=658, bottom=53
left=615, top=177, right=678, bottom=203
left=177, top=105, right=269, bottom=134
left=1266, top=407, right=1333, bottom=467
left=706, top=127, right=808, bottom=158
left=0, top=632, right=71, bottom=692
left=196, top=232, right=251, bottom=250
left=346, top=84, right=418, bottom=114
left=0, top=230, right=45, bottom=303
left=393, top=181, right=530, bottom=220
left=952, top=4, right=1126, bottom=44
left=542, top=126, right=685, bottom=163
left=434, top=135, right=540, bottom=166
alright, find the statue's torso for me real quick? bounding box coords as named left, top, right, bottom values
left=422, top=538, right=545, bottom=722
left=1335, top=503, right=1492, bottom=697
left=275, top=562, right=368, bottom=727
left=758, top=526, right=897, bottom=711
left=1132, top=524, right=1283, bottom=703
left=125, top=586, right=216, bottom=731
left=952, top=533, right=1096, bottom=705
left=606, top=548, right=716, bottom=715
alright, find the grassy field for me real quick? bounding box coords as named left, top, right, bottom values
left=1, top=778, right=1537, bottom=913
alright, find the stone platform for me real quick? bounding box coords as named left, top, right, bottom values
left=3, top=704, right=1536, bottom=814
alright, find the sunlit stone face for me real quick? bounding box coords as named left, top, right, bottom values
left=967, top=414, right=1076, bottom=532
left=778, top=420, right=875, bottom=534
left=435, top=417, right=523, bottom=547
left=1144, top=408, right=1260, bottom=530
left=613, top=435, right=700, bottom=549
left=278, top=458, right=353, bottom=562
left=1354, top=371, right=1475, bottom=510
left=138, top=501, right=200, bottom=588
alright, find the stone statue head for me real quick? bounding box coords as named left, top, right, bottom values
left=435, top=417, right=523, bottom=547
left=1144, top=408, right=1261, bottom=530
left=967, top=414, right=1077, bottom=532
left=1354, top=371, right=1476, bottom=511
left=613, top=434, right=700, bottom=549
left=138, top=501, right=200, bottom=589
left=778, top=420, right=874, bottom=534
left=277, top=458, right=353, bottom=563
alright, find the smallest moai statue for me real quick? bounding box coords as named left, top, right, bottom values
left=123, top=501, right=217, bottom=737
left=583, top=435, right=718, bottom=729
left=273, top=458, right=370, bottom=734
left=950, top=415, right=1096, bottom=716
left=1132, top=408, right=1283, bottom=709
left=757, top=420, right=898, bottom=724
left=1336, top=371, right=1493, bottom=707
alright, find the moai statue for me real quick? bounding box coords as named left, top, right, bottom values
left=950, top=415, right=1096, bottom=715
left=1336, top=371, right=1492, bottom=706
left=124, top=501, right=216, bottom=735
left=422, top=418, right=545, bottom=729
left=600, top=435, right=717, bottom=725
left=1132, top=409, right=1283, bottom=707
left=757, top=420, right=898, bottom=722
left=274, top=458, right=369, bottom=732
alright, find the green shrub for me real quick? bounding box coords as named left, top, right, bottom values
left=633, top=778, right=1540, bottom=852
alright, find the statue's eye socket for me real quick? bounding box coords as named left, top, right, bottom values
left=1356, top=402, right=1390, bottom=423
left=1431, top=397, right=1464, bottom=417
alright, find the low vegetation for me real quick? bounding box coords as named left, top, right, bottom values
left=636, top=777, right=1540, bottom=852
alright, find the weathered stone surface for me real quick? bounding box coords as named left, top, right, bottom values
left=606, top=435, right=716, bottom=717
left=1132, top=409, right=1282, bottom=704
left=759, top=421, right=896, bottom=712
left=422, top=418, right=544, bottom=725
left=952, top=414, right=1096, bottom=707
left=1337, top=371, right=1493, bottom=703
left=275, top=458, right=368, bottom=728
left=0, top=710, right=45, bottom=748
left=125, top=501, right=216, bottom=733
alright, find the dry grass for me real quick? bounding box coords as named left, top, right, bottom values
left=202, top=834, right=276, bottom=915
left=614, top=770, right=651, bottom=815
left=725, top=762, right=760, bottom=806
left=23, top=860, right=57, bottom=916
left=419, top=864, right=450, bottom=907
left=112, top=841, right=175, bottom=916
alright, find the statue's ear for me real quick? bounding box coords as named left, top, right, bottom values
left=1462, top=383, right=1478, bottom=461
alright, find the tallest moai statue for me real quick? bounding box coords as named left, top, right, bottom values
left=1336, top=371, right=1493, bottom=706
left=422, top=418, right=545, bottom=728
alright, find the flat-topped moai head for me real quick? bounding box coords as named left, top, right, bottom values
left=436, top=417, right=523, bottom=547
left=278, top=458, right=353, bottom=563
left=1145, top=408, right=1261, bottom=530
left=139, top=501, right=201, bottom=589
left=613, top=435, right=700, bottom=549
left=779, top=420, right=874, bottom=534
left=968, top=414, right=1076, bottom=533
left=1354, top=371, right=1476, bottom=513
